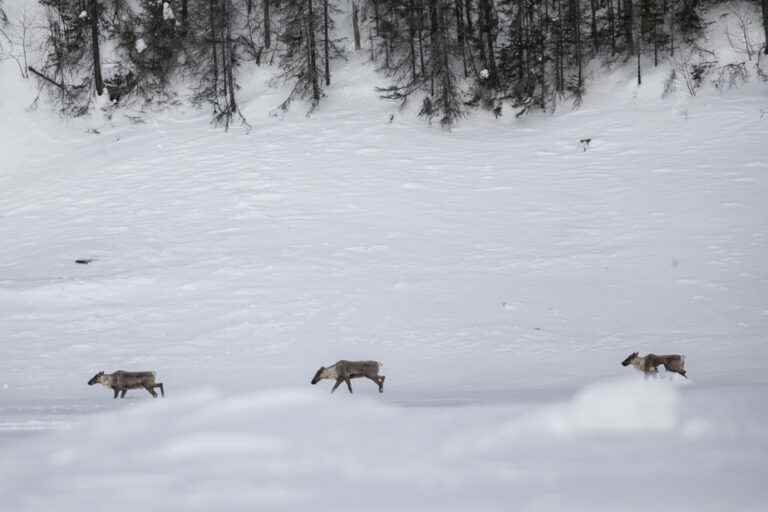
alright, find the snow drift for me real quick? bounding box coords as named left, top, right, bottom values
left=1, top=379, right=765, bottom=512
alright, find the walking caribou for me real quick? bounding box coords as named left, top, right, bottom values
left=88, top=371, right=165, bottom=398
left=621, top=352, right=687, bottom=379
left=311, top=360, right=385, bottom=393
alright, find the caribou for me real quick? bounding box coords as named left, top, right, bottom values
left=621, top=352, right=687, bottom=379
left=311, top=360, right=385, bottom=394
left=88, top=371, right=165, bottom=398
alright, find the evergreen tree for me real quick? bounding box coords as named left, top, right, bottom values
left=275, top=0, right=343, bottom=113
left=126, top=0, right=183, bottom=91
left=29, top=0, right=719, bottom=124
left=377, top=0, right=464, bottom=126
left=426, top=0, right=464, bottom=126
left=190, top=0, right=246, bottom=128
left=37, top=0, right=110, bottom=113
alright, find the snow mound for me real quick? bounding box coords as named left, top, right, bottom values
left=444, top=377, right=701, bottom=458
left=2, top=382, right=747, bottom=511
left=542, top=376, right=682, bottom=435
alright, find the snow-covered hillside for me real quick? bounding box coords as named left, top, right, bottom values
left=1, top=2, right=767, bottom=511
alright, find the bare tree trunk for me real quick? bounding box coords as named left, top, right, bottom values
left=428, top=0, right=438, bottom=97
left=370, top=26, right=375, bottom=61
left=762, top=0, right=768, bottom=54
left=373, top=0, right=381, bottom=36
left=473, top=0, right=487, bottom=71
left=653, top=3, right=658, bottom=66
left=209, top=0, right=219, bottom=101
left=223, top=0, right=237, bottom=119
left=455, top=0, right=468, bottom=77
left=608, top=0, right=616, bottom=54
left=181, top=0, right=189, bottom=35
left=89, top=0, right=103, bottom=96
left=264, top=0, right=271, bottom=49
left=323, top=0, right=330, bottom=85
left=385, top=9, right=391, bottom=69
left=668, top=0, right=675, bottom=56
left=537, top=2, right=546, bottom=109
left=479, top=0, right=497, bottom=85
left=307, top=0, right=320, bottom=102
left=416, top=1, right=426, bottom=77
left=352, top=1, right=361, bottom=50
left=573, top=0, right=583, bottom=91
left=464, top=0, right=475, bottom=57
left=515, top=5, right=523, bottom=84
left=624, top=0, right=634, bottom=54
left=557, top=0, right=564, bottom=92
left=590, top=0, right=599, bottom=52
left=408, top=0, right=418, bottom=81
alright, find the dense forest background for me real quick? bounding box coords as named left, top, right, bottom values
left=1, top=0, right=767, bottom=127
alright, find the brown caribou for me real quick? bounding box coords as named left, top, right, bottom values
left=88, top=371, right=165, bottom=398
left=621, top=352, right=687, bottom=379
left=311, top=360, right=385, bottom=394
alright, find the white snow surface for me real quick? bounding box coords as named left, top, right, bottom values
left=1, top=9, right=768, bottom=511
left=135, top=37, right=147, bottom=54
left=162, top=2, right=175, bottom=21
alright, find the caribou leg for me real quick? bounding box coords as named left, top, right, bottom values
left=366, top=375, right=384, bottom=393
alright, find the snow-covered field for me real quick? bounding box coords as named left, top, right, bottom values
left=2, top=20, right=768, bottom=511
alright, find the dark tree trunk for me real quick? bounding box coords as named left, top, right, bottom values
left=373, top=0, right=381, bottom=36
left=479, top=0, right=497, bottom=86
left=762, top=0, right=768, bottom=54
left=465, top=0, right=475, bottom=41
left=573, top=0, right=583, bottom=91
left=455, top=0, right=468, bottom=77
left=370, top=24, right=375, bottom=61
left=670, top=0, right=677, bottom=56
left=537, top=2, right=546, bottom=109
left=384, top=9, right=391, bottom=69
left=307, top=0, right=320, bottom=102
left=515, top=5, right=524, bottom=84
left=352, top=1, right=361, bottom=51
left=608, top=0, right=616, bottom=54
left=590, top=0, right=599, bottom=52
left=653, top=2, right=658, bottom=66
left=181, top=0, right=189, bottom=35
left=624, top=0, right=635, bottom=54
left=428, top=0, right=438, bottom=96
left=223, top=0, right=237, bottom=115
left=209, top=0, right=219, bottom=99
left=323, top=0, right=330, bottom=86
left=264, top=0, right=271, bottom=49
left=417, top=1, right=426, bottom=77
left=89, top=0, right=103, bottom=96
left=408, top=0, right=418, bottom=81
left=557, top=0, right=564, bottom=92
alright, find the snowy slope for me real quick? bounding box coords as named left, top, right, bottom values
left=2, top=3, right=768, bottom=511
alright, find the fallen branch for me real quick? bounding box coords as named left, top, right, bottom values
left=27, top=66, right=69, bottom=92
